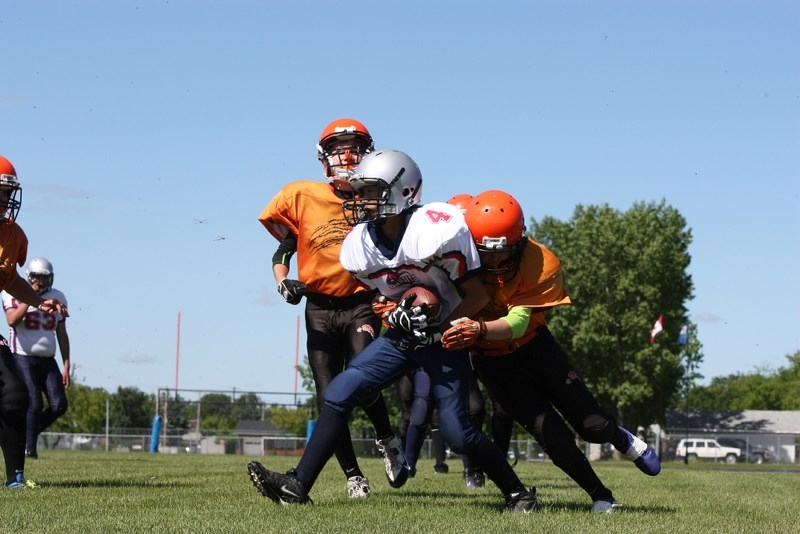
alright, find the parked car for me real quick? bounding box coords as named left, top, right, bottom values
left=717, top=437, right=771, bottom=464
left=675, top=438, right=741, bottom=464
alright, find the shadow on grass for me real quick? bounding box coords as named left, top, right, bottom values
left=39, top=479, right=191, bottom=489
left=395, top=488, right=678, bottom=514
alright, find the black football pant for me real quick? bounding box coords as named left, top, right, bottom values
left=473, top=326, right=619, bottom=501
left=0, top=341, right=28, bottom=484
left=304, top=292, right=392, bottom=479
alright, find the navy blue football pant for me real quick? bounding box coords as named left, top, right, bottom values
left=295, top=330, right=528, bottom=496
left=12, top=354, right=69, bottom=454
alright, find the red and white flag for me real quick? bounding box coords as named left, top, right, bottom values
left=650, top=315, right=664, bottom=344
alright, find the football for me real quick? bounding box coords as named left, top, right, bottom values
left=401, top=285, right=443, bottom=323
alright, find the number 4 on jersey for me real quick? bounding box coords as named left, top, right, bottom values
left=425, top=209, right=452, bottom=223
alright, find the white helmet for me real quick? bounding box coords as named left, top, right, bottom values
left=26, top=257, right=54, bottom=293
left=341, top=149, right=423, bottom=225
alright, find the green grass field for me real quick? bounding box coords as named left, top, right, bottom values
left=5, top=451, right=799, bottom=533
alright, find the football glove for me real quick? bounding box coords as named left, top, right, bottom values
left=442, top=317, right=487, bottom=351
left=277, top=279, right=307, bottom=305
left=412, top=327, right=442, bottom=350
left=371, top=294, right=398, bottom=319
left=387, top=294, right=429, bottom=335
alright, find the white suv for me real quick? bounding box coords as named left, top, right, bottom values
left=675, top=438, right=742, bottom=464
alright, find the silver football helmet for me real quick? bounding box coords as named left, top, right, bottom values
left=26, top=257, right=54, bottom=293
left=341, top=149, right=423, bottom=225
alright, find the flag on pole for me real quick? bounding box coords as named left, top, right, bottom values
left=677, top=323, right=689, bottom=345
left=650, top=315, right=664, bottom=344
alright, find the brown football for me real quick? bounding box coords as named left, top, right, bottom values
left=401, top=286, right=443, bottom=323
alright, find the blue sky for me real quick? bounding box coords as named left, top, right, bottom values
left=2, top=1, right=798, bottom=399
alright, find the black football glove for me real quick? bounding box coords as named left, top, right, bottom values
left=387, top=294, right=429, bottom=335
left=412, top=327, right=442, bottom=350
left=277, top=279, right=307, bottom=305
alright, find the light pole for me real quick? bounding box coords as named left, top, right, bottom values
left=683, top=354, right=691, bottom=465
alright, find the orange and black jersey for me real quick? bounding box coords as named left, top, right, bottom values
left=475, top=237, right=570, bottom=356
left=258, top=181, right=368, bottom=298
left=0, top=222, right=28, bottom=292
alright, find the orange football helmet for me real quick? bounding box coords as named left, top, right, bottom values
left=464, top=190, right=527, bottom=275
left=0, top=155, right=22, bottom=222
left=447, top=194, right=474, bottom=214
left=317, top=118, right=374, bottom=186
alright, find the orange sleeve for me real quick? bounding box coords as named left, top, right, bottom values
left=474, top=239, right=570, bottom=355
left=257, top=182, right=368, bottom=297
left=258, top=182, right=307, bottom=242
left=0, top=223, right=28, bottom=291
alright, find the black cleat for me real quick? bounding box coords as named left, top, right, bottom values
left=247, top=461, right=311, bottom=505
left=505, top=488, right=540, bottom=513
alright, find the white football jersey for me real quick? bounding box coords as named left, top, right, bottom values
left=1, top=287, right=67, bottom=357
left=340, top=202, right=481, bottom=323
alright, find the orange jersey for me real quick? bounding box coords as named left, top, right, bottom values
left=0, top=222, right=28, bottom=292
left=474, top=238, right=570, bottom=355
left=258, top=181, right=367, bottom=298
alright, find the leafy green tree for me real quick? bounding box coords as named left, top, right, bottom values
left=233, top=392, right=265, bottom=421
left=689, top=350, right=800, bottom=410
left=109, top=386, right=153, bottom=431
left=531, top=200, right=695, bottom=429
left=199, top=393, right=235, bottom=430
left=50, top=384, right=108, bottom=433
left=161, top=391, right=191, bottom=433
left=775, top=351, right=800, bottom=409
left=268, top=405, right=312, bottom=436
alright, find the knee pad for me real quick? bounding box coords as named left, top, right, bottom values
left=581, top=414, right=616, bottom=443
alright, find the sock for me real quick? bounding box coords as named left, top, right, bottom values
left=295, top=405, right=349, bottom=490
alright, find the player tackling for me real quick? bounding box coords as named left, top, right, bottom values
left=247, top=150, right=540, bottom=512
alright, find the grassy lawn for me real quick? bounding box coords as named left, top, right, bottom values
left=5, top=451, right=799, bottom=533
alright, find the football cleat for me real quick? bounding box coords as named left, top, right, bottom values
left=464, top=468, right=485, bottom=489
left=592, top=497, right=621, bottom=513
left=4, top=472, right=33, bottom=489
left=247, top=461, right=311, bottom=505
left=621, top=428, right=661, bottom=476
left=346, top=475, right=371, bottom=498
left=375, top=435, right=410, bottom=488
left=505, top=488, right=540, bottom=513
left=433, top=462, right=449, bottom=474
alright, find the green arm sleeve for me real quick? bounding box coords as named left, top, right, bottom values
left=499, top=306, right=533, bottom=339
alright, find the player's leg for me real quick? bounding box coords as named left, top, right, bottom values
left=490, top=394, right=515, bottom=460
left=249, top=337, right=412, bottom=504
left=342, top=301, right=395, bottom=441
left=36, top=358, right=69, bottom=438
left=532, top=327, right=660, bottom=476
left=342, top=300, right=407, bottom=488
left=305, top=302, right=367, bottom=488
left=462, top=373, right=486, bottom=488
left=395, top=372, right=413, bottom=446
left=474, top=346, right=615, bottom=508
left=299, top=336, right=412, bottom=491
left=403, top=367, right=432, bottom=474
left=0, top=343, right=29, bottom=486
left=10, top=354, right=42, bottom=458
left=420, top=345, right=534, bottom=506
